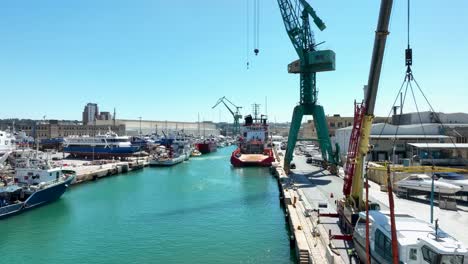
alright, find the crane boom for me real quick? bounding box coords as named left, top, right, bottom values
left=350, top=0, right=393, bottom=208
left=212, top=97, right=242, bottom=136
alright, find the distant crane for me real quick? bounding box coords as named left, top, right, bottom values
left=276, top=0, right=339, bottom=173
left=212, top=97, right=242, bottom=136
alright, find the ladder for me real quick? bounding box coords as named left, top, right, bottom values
left=343, top=101, right=366, bottom=196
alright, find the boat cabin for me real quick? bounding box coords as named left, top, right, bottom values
left=354, top=210, right=467, bottom=264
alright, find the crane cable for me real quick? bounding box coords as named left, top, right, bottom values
left=253, top=0, right=260, bottom=56
left=246, top=0, right=250, bottom=69
left=246, top=0, right=260, bottom=69
left=374, top=0, right=460, bottom=227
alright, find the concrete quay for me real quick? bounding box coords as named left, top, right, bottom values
left=272, top=149, right=348, bottom=264
left=57, top=157, right=149, bottom=185
left=273, top=147, right=468, bottom=264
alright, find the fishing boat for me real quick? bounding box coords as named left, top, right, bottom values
left=149, top=132, right=191, bottom=166
left=230, top=114, right=274, bottom=167
left=63, top=130, right=139, bottom=158
left=353, top=210, right=467, bottom=264
left=195, top=138, right=217, bottom=154
left=395, top=174, right=461, bottom=195
left=0, top=158, right=75, bottom=219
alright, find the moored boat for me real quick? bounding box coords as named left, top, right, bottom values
left=149, top=132, right=191, bottom=166
left=196, top=138, right=217, bottom=154
left=353, top=210, right=468, bottom=264
left=1, top=165, right=75, bottom=219
left=0, top=130, right=15, bottom=155
left=395, top=174, right=461, bottom=195
left=63, top=130, right=139, bottom=158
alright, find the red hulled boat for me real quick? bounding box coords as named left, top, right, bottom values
left=230, top=114, right=274, bottom=167
left=195, top=138, right=217, bottom=154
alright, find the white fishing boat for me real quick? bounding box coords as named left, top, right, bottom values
left=15, top=156, right=76, bottom=185
left=353, top=210, right=467, bottom=264
left=395, top=174, right=461, bottom=195
left=149, top=132, right=191, bottom=166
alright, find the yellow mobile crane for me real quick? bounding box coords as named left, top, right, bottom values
left=335, top=0, right=394, bottom=235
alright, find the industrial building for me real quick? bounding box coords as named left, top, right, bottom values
left=333, top=122, right=468, bottom=165
left=95, top=119, right=219, bottom=137
left=0, top=119, right=125, bottom=140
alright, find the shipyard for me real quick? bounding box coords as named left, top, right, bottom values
left=1, top=1, right=468, bottom=264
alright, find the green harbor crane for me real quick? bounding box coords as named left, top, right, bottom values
left=212, top=97, right=243, bottom=136
left=276, top=0, right=339, bottom=173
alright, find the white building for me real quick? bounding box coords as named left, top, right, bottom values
left=333, top=123, right=454, bottom=163
left=96, top=119, right=219, bottom=137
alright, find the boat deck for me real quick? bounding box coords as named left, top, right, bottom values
left=238, top=154, right=268, bottom=162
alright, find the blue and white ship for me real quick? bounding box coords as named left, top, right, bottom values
left=0, top=158, right=75, bottom=219
left=63, top=130, right=140, bottom=158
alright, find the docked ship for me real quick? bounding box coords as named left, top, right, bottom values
left=0, top=158, right=76, bottom=219
left=149, top=132, right=191, bottom=166
left=195, top=138, right=217, bottom=154
left=63, top=130, right=140, bottom=158
left=230, top=114, right=274, bottom=167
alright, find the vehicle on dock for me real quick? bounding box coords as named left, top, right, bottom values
left=395, top=174, right=461, bottom=195
left=353, top=210, right=467, bottom=264
left=1, top=164, right=75, bottom=219
left=63, top=130, right=140, bottom=159
left=230, top=114, right=274, bottom=167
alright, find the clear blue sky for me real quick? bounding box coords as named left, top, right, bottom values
left=1, top=1, right=467, bottom=123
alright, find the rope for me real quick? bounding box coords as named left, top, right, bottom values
left=374, top=75, right=407, bottom=148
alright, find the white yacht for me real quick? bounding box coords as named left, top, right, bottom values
left=433, top=172, right=468, bottom=194
left=354, top=210, right=467, bottom=264
left=0, top=130, right=16, bottom=155
left=395, top=174, right=461, bottom=195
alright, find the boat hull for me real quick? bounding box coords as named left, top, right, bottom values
left=149, top=155, right=186, bottom=166
left=230, top=148, right=274, bottom=167
left=0, top=175, right=75, bottom=219
left=196, top=143, right=217, bottom=154
left=396, top=182, right=461, bottom=195
left=63, top=146, right=140, bottom=158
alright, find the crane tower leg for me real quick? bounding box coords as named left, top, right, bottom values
left=312, top=105, right=337, bottom=171
left=284, top=105, right=304, bottom=173
left=234, top=117, right=240, bottom=136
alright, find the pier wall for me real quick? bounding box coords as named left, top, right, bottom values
left=272, top=150, right=344, bottom=264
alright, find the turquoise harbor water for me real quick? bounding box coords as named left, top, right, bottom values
left=0, top=147, right=294, bottom=264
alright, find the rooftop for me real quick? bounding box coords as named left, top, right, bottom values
left=408, top=143, right=468, bottom=149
